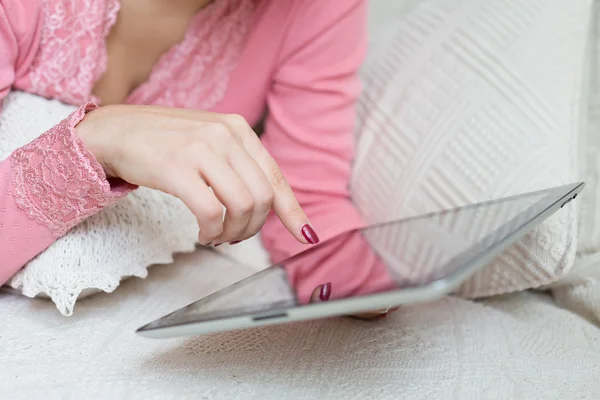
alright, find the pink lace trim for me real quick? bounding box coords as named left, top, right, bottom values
left=17, top=0, right=254, bottom=109
left=10, top=103, right=134, bottom=237
left=128, top=0, right=255, bottom=109
left=21, top=0, right=120, bottom=105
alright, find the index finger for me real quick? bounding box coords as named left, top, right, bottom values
left=262, top=156, right=319, bottom=244
left=221, top=114, right=319, bottom=245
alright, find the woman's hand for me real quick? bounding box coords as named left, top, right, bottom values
left=76, top=104, right=318, bottom=246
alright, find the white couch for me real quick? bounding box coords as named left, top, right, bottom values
left=2, top=1, right=600, bottom=398
left=3, top=250, right=600, bottom=399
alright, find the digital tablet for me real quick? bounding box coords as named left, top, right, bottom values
left=137, top=183, right=584, bottom=338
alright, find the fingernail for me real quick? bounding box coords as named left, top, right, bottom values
left=301, top=224, right=320, bottom=244
left=319, top=282, right=332, bottom=301
left=205, top=242, right=213, bottom=247
left=214, top=243, right=222, bottom=247
left=229, top=240, right=242, bottom=245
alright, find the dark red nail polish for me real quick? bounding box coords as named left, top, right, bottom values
left=214, top=243, right=222, bottom=247
left=319, top=282, right=331, bottom=301
left=230, top=240, right=242, bottom=245
left=301, top=224, right=320, bottom=244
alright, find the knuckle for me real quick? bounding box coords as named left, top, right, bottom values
left=225, top=113, right=249, bottom=130
left=232, top=193, right=255, bottom=215
left=198, top=217, right=222, bottom=240
left=215, top=122, right=234, bottom=139
left=256, top=187, right=274, bottom=208
left=203, top=205, right=224, bottom=224
left=269, top=167, right=288, bottom=190
left=202, top=224, right=223, bottom=241
left=212, top=122, right=235, bottom=141
left=199, top=232, right=218, bottom=243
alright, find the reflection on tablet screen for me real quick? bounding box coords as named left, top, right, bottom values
left=145, top=191, right=547, bottom=328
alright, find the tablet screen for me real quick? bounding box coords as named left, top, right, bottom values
left=142, top=187, right=568, bottom=330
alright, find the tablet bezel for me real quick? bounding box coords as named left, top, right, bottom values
left=137, top=183, right=584, bottom=339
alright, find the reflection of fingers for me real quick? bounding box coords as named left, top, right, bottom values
left=306, top=285, right=399, bottom=321
left=309, top=282, right=332, bottom=303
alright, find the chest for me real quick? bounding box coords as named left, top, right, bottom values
left=13, top=0, right=270, bottom=125
left=91, top=1, right=195, bottom=105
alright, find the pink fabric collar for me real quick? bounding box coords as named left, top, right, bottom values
left=14, top=0, right=255, bottom=109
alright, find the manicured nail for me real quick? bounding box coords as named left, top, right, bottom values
left=214, top=243, right=222, bottom=247
left=229, top=240, right=242, bottom=245
left=319, top=282, right=332, bottom=301
left=301, top=224, right=320, bottom=244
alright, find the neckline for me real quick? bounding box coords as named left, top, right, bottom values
left=92, top=0, right=222, bottom=105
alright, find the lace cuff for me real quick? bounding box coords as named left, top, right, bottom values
left=9, top=103, right=137, bottom=237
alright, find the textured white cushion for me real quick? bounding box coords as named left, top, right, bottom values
left=548, top=1, right=600, bottom=325
left=352, top=0, right=592, bottom=298
left=576, top=1, right=600, bottom=257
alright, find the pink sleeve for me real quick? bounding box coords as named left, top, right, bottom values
left=0, top=0, right=42, bottom=103
left=260, top=0, right=395, bottom=303
left=0, top=3, right=134, bottom=285
left=0, top=104, right=135, bottom=285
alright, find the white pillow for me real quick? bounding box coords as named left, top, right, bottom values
left=548, top=1, right=600, bottom=324
left=352, top=0, right=592, bottom=298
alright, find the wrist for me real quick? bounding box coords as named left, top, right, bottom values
left=76, top=106, right=118, bottom=178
